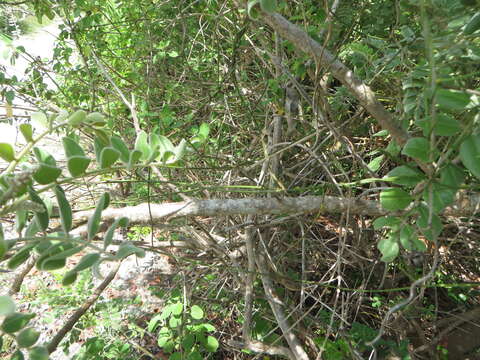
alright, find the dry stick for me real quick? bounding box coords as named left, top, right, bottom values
left=260, top=12, right=409, bottom=147
left=47, top=261, right=121, bottom=354
left=70, top=193, right=480, bottom=227
left=8, top=255, right=37, bottom=295
left=242, top=216, right=256, bottom=342
left=255, top=232, right=309, bottom=360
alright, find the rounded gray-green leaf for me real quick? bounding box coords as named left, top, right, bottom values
left=1, top=312, right=35, bottom=333
left=54, top=185, right=72, bottom=234
left=16, top=327, right=40, bottom=348
left=380, top=188, right=413, bottom=211
left=0, top=295, right=16, bottom=316
left=28, top=346, right=49, bottom=360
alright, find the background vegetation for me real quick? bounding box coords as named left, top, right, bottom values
left=1, top=0, right=480, bottom=359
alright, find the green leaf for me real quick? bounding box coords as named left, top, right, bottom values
left=62, top=271, right=78, bottom=286
left=187, top=351, right=202, bottom=360
left=28, top=346, right=49, bottom=360
left=380, top=188, right=413, bottom=211
left=0, top=295, right=15, bottom=316
left=103, top=217, right=129, bottom=250
left=54, top=185, right=72, bottom=234
left=31, top=112, right=48, bottom=129
left=127, top=149, right=142, bottom=170
left=171, top=302, right=183, bottom=316
left=67, top=110, right=87, bottom=127
left=33, top=147, right=56, bottom=166
left=62, top=137, right=85, bottom=158
left=169, top=316, right=182, bottom=328
left=440, top=164, right=465, bottom=188
left=99, top=147, right=120, bottom=168
left=0, top=143, right=15, bottom=162
left=460, top=134, right=480, bottom=179
left=436, top=89, right=471, bottom=110
left=169, top=352, right=182, bottom=360
left=190, top=305, right=204, bottom=320
left=386, top=165, right=425, bottom=186
left=114, top=243, right=146, bottom=260
left=247, top=0, right=260, bottom=18
left=260, top=0, right=277, bottom=13
left=464, top=12, right=480, bottom=34
left=377, top=235, right=400, bottom=262
left=15, top=210, right=27, bottom=234
left=1, top=312, right=35, bottom=333
left=434, top=114, right=461, bottom=136
left=16, top=327, right=40, bottom=348
left=372, top=216, right=401, bottom=229
left=399, top=225, right=415, bottom=250
left=111, top=136, right=130, bottom=163
left=72, top=253, right=100, bottom=272
left=367, top=155, right=384, bottom=172
left=135, top=131, right=151, bottom=161
left=87, top=193, right=110, bottom=240
left=173, top=139, right=187, bottom=162
left=423, top=182, right=456, bottom=213
left=402, top=137, right=431, bottom=162
left=33, top=164, right=62, bottom=185
left=0, top=224, right=6, bottom=260
left=10, top=350, right=24, bottom=360
left=94, top=136, right=106, bottom=163
left=28, top=187, right=49, bottom=231
left=416, top=205, right=443, bottom=240
left=7, top=244, right=34, bottom=269
left=204, top=335, right=219, bottom=352
left=198, top=123, right=210, bottom=138
left=19, top=124, right=33, bottom=142
left=182, top=333, right=195, bottom=352
left=67, top=156, right=91, bottom=177
left=85, top=112, right=106, bottom=127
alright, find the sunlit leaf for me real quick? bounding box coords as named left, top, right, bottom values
left=377, top=235, right=399, bottom=262
left=0, top=143, right=15, bottom=162
left=0, top=295, right=15, bottom=316
left=103, top=217, right=129, bottom=249
left=190, top=305, right=204, bottom=320
left=19, top=124, right=33, bottom=142
left=386, top=165, right=425, bottom=186
left=67, top=110, right=87, bottom=127
left=380, top=188, right=412, bottom=211
left=135, top=130, right=151, bottom=161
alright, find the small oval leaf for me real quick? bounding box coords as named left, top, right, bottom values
left=16, top=327, right=40, bottom=348
left=0, top=143, right=15, bottom=162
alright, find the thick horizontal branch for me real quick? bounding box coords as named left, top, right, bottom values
left=260, top=12, right=410, bottom=146
left=72, top=193, right=479, bottom=225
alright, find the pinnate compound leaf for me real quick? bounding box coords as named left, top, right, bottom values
left=87, top=193, right=110, bottom=240
left=0, top=143, right=15, bottom=162
left=67, top=156, right=91, bottom=177
left=402, top=137, right=431, bottom=162
left=1, top=312, right=35, bottom=333
left=380, top=188, right=412, bottom=211
left=16, top=327, right=40, bottom=348
left=0, top=295, right=15, bottom=316
left=99, top=147, right=120, bottom=169
left=460, top=134, right=480, bottom=179
left=54, top=185, right=72, bottom=233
